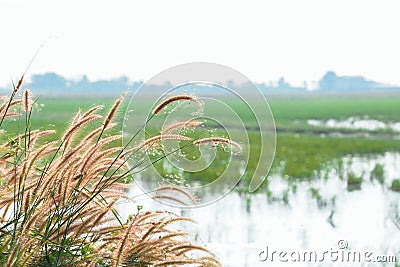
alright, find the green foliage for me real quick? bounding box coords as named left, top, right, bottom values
left=309, top=187, right=327, bottom=207
left=391, top=179, right=400, bottom=192
left=274, top=133, right=400, bottom=179
left=269, top=94, right=400, bottom=132
left=370, top=163, right=385, bottom=185
left=282, top=188, right=290, bottom=205
left=347, top=172, right=363, bottom=191
left=3, top=94, right=400, bottom=182
left=310, top=187, right=321, bottom=201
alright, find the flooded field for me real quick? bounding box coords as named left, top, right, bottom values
left=307, top=117, right=400, bottom=132
left=119, top=152, right=400, bottom=266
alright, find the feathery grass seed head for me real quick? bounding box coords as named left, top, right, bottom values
left=153, top=94, right=202, bottom=115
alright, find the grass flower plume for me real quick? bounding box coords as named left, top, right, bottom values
left=0, top=84, right=221, bottom=266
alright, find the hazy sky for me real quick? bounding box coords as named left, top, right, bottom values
left=0, top=0, right=399, bottom=88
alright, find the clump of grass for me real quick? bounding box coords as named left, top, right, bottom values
left=391, top=179, right=400, bottom=192
left=347, top=171, right=363, bottom=191
left=0, top=81, right=221, bottom=266
left=370, top=163, right=385, bottom=185
left=282, top=188, right=290, bottom=205
left=265, top=189, right=274, bottom=202
left=309, top=187, right=327, bottom=207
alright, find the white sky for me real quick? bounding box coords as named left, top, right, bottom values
left=0, top=0, right=399, bottom=87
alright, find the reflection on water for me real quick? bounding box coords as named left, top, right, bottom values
left=118, top=153, right=400, bottom=266
left=308, top=117, right=400, bottom=132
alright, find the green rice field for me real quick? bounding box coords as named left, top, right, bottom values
left=2, top=92, right=400, bottom=185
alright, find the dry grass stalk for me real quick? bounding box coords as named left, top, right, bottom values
left=104, top=92, right=126, bottom=129
left=62, top=114, right=103, bottom=142
left=140, top=134, right=190, bottom=148
left=22, top=89, right=32, bottom=112
left=162, top=119, right=203, bottom=134
left=155, top=185, right=198, bottom=205
left=0, top=112, right=21, bottom=118
left=0, top=93, right=221, bottom=267
left=0, top=99, right=23, bottom=118
left=152, top=94, right=202, bottom=115
left=13, top=75, right=24, bottom=94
